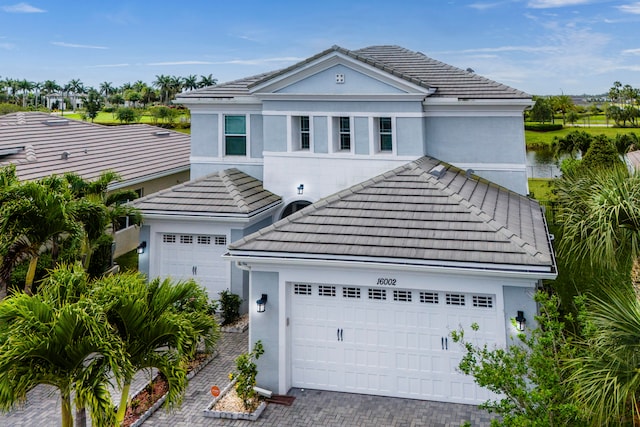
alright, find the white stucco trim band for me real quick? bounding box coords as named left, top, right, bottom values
left=452, top=162, right=527, bottom=172
left=226, top=253, right=557, bottom=280
left=137, top=202, right=282, bottom=222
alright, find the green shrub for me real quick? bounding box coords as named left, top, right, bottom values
left=229, top=340, right=264, bottom=410
left=88, top=234, right=114, bottom=278
left=525, top=123, right=564, bottom=132
left=218, top=290, right=242, bottom=326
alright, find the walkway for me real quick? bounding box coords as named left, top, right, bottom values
left=0, top=330, right=495, bottom=426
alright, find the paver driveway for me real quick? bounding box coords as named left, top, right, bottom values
left=0, top=330, right=495, bottom=426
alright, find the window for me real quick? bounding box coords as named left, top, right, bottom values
left=224, top=115, right=246, bottom=155
left=318, top=285, right=336, bottom=297
left=299, top=116, right=310, bottom=150
left=214, top=236, right=227, bottom=245
left=180, top=235, right=193, bottom=244
left=294, top=284, right=312, bottom=295
left=368, top=288, right=387, bottom=300
left=446, top=293, right=465, bottom=306
left=378, top=117, right=392, bottom=152
left=197, top=236, right=211, bottom=245
left=472, top=295, right=494, bottom=308
left=338, top=116, right=350, bottom=150
left=393, top=290, right=412, bottom=302
left=343, top=287, right=361, bottom=299
left=162, top=234, right=176, bottom=243
left=420, top=292, right=439, bottom=304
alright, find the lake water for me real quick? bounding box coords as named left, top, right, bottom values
left=526, top=147, right=562, bottom=178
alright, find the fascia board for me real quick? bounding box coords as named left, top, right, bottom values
left=224, top=253, right=557, bottom=280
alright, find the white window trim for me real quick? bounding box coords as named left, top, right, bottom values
left=287, top=115, right=314, bottom=153
left=330, top=116, right=354, bottom=154
left=219, top=113, right=251, bottom=158
left=369, top=116, right=397, bottom=155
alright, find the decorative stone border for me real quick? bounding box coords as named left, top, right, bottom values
left=203, top=380, right=267, bottom=421
left=220, top=314, right=249, bottom=333
left=125, top=351, right=218, bottom=427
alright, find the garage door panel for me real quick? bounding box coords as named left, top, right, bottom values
left=291, top=284, right=499, bottom=404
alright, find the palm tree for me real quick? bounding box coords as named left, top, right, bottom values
left=568, top=285, right=640, bottom=426
left=556, top=164, right=640, bottom=275
left=153, top=74, right=171, bottom=104
left=91, top=273, right=219, bottom=425
left=66, top=78, right=84, bottom=112
left=0, top=177, right=79, bottom=297
left=183, top=74, right=198, bottom=91
left=198, top=74, right=217, bottom=88
left=0, top=264, right=128, bottom=427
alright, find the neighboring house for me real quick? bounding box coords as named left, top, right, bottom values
left=0, top=111, right=191, bottom=256
left=44, top=92, right=84, bottom=110
left=134, top=45, right=556, bottom=405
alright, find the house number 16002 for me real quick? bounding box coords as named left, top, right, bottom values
left=376, top=278, right=397, bottom=286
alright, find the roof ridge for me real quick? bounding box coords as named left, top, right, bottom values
left=413, top=162, right=545, bottom=260
left=219, top=169, right=251, bottom=213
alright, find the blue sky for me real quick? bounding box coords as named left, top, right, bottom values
left=1, top=0, right=639, bottom=95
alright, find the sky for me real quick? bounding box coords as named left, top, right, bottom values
left=1, top=0, right=640, bottom=96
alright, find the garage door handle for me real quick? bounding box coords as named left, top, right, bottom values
left=445, top=337, right=448, bottom=350
left=441, top=337, right=444, bottom=350
left=337, top=329, right=343, bottom=341
left=340, top=329, right=343, bottom=341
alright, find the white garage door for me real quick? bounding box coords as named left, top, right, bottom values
left=290, top=283, right=500, bottom=404
left=158, top=233, right=228, bottom=299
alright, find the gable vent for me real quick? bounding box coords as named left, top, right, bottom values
left=44, top=119, right=69, bottom=126
left=428, top=164, right=446, bottom=179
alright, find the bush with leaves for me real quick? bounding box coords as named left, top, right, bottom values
left=451, top=291, right=588, bottom=426
left=218, top=289, right=242, bottom=326
left=229, top=341, right=264, bottom=411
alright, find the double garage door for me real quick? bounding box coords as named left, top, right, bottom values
left=158, top=233, right=228, bottom=299
left=291, top=283, right=500, bottom=404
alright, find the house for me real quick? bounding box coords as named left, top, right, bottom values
left=0, top=111, right=191, bottom=256
left=134, top=45, right=556, bottom=405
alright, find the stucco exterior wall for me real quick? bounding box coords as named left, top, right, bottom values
left=249, top=271, right=280, bottom=392
left=503, top=284, right=538, bottom=342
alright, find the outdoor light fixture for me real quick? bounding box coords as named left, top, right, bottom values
left=297, top=184, right=304, bottom=195
left=137, top=241, right=147, bottom=255
left=515, top=310, right=526, bottom=331
left=256, top=294, right=268, bottom=313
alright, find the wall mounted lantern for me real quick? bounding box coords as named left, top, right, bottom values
left=137, top=241, right=147, bottom=255
left=256, top=294, right=268, bottom=313
left=297, top=184, right=304, bottom=195
left=515, top=310, right=526, bottom=331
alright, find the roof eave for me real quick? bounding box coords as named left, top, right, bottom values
left=224, top=252, right=557, bottom=280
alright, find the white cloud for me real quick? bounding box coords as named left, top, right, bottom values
left=438, top=45, right=559, bottom=54
left=222, top=57, right=303, bottom=65
left=1, top=2, right=45, bottom=13
left=0, top=42, right=15, bottom=49
left=527, top=0, right=594, bottom=8
left=468, top=2, right=504, bottom=10
left=51, top=41, right=108, bottom=49
left=622, top=48, right=640, bottom=55
left=618, top=2, right=640, bottom=14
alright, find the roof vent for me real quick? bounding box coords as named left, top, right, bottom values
left=154, top=130, right=171, bottom=136
left=61, top=151, right=69, bottom=160
left=428, top=164, right=446, bottom=179
left=44, top=119, right=69, bottom=126
left=0, top=146, right=25, bottom=158
left=465, top=168, right=475, bottom=178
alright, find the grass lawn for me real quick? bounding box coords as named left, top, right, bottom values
left=528, top=178, right=556, bottom=200
left=58, top=111, right=191, bottom=134
left=526, top=126, right=640, bottom=149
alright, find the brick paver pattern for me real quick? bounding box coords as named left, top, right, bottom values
left=0, top=330, right=495, bottom=426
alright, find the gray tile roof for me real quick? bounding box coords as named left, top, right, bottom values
left=130, top=168, right=282, bottom=217
left=229, top=157, right=554, bottom=271
left=0, top=112, right=190, bottom=184
left=177, top=45, right=529, bottom=101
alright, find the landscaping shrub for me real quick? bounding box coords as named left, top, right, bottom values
left=219, top=290, right=242, bottom=326
left=525, top=123, right=564, bottom=132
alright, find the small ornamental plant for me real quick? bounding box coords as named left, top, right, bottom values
left=219, top=290, right=242, bottom=326
left=229, top=340, right=264, bottom=410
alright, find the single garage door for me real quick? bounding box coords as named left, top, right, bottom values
left=290, top=282, right=500, bottom=404
left=158, top=233, right=228, bottom=299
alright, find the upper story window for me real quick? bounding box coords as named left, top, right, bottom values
left=378, top=117, right=393, bottom=152
left=338, top=116, right=351, bottom=151
left=224, top=115, right=246, bottom=156
left=300, top=116, right=310, bottom=150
